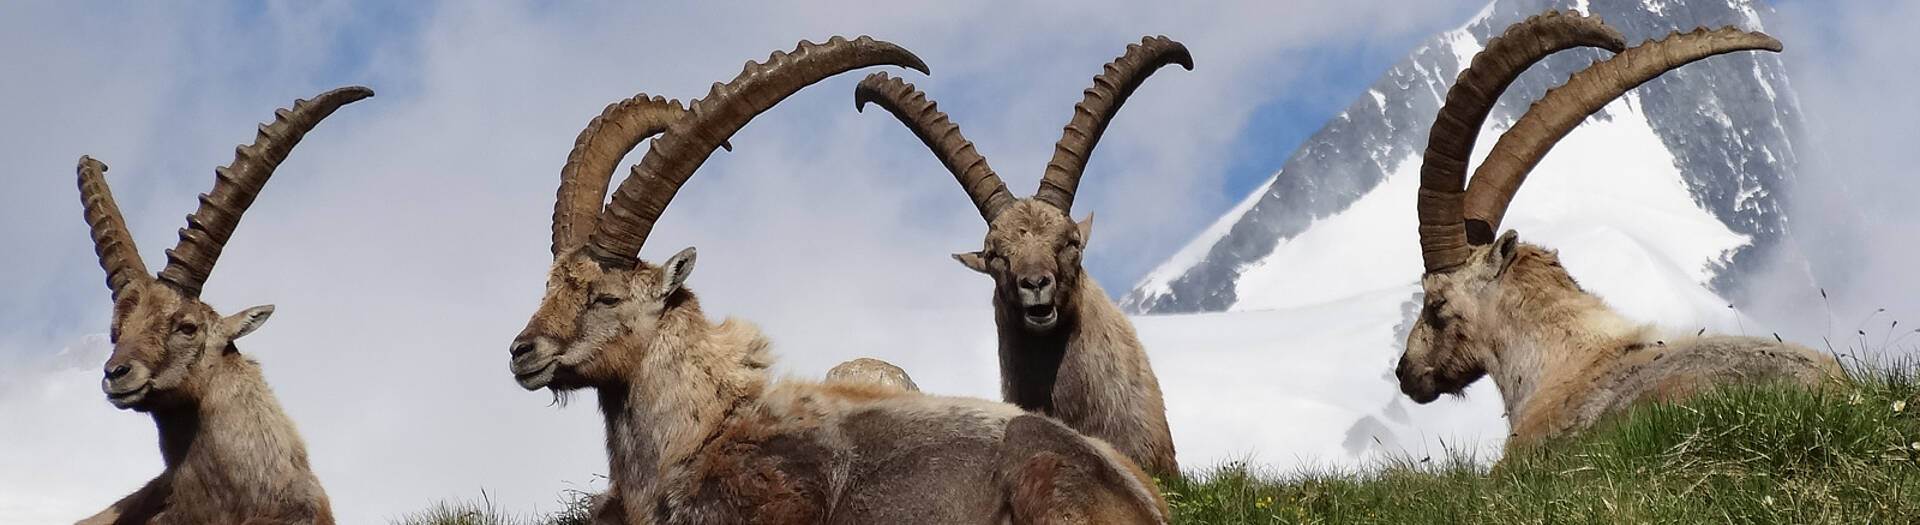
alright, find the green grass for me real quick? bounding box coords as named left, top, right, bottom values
left=1161, top=359, right=1920, bottom=524
left=398, top=362, right=1920, bottom=524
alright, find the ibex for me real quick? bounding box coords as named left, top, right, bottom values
left=853, top=36, right=1186, bottom=477
left=72, top=87, right=371, bottom=525
left=1397, top=12, right=1840, bottom=445
left=507, top=36, right=1168, bottom=524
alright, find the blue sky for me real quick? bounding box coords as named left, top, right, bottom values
left=0, top=1, right=1484, bottom=357
left=12, top=1, right=1918, bottom=522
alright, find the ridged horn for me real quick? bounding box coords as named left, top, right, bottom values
left=553, top=94, right=691, bottom=256
left=157, top=86, right=373, bottom=297
left=1033, top=35, right=1193, bottom=213
left=855, top=72, right=1015, bottom=221
left=1418, top=11, right=1627, bottom=273
left=76, top=156, right=150, bottom=299
left=1462, top=27, right=1782, bottom=244
left=587, top=36, right=928, bottom=268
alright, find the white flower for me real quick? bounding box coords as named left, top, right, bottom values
left=1895, top=400, right=1908, bottom=413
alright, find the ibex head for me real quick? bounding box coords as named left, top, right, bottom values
left=510, top=36, right=927, bottom=391
left=1397, top=12, right=1782, bottom=403
left=100, top=278, right=276, bottom=410
left=955, top=202, right=1093, bottom=331
left=512, top=243, right=700, bottom=391
left=80, top=87, right=372, bottom=410
left=856, top=36, right=1190, bottom=333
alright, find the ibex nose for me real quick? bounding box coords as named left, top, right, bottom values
left=1018, top=274, right=1052, bottom=291
left=510, top=340, right=536, bottom=357
left=105, top=364, right=131, bottom=380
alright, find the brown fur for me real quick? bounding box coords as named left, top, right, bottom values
left=78, top=281, right=332, bottom=525
left=510, top=248, right=1168, bottom=524
left=955, top=199, right=1178, bottom=477
left=824, top=357, right=919, bottom=392
left=1397, top=231, right=1841, bottom=445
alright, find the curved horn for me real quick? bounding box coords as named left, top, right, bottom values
left=587, top=36, right=928, bottom=268
left=1033, top=35, right=1193, bottom=213
left=1418, top=11, right=1626, bottom=273
left=76, top=156, right=150, bottom=298
left=553, top=94, right=691, bottom=256
left=157, top=86, right=373, bottom=297
left=855, top=72, right=1015, bottom=221
left=1462, top=27, right=1781, bottom=243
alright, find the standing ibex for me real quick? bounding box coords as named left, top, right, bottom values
left=1398, top=12, right=1840, bottom=445
left=853, top=37, right=1186, bottom=477
left=72, top=87, right=370, bottom=525
left=507, top=36, right=1168, bottom=524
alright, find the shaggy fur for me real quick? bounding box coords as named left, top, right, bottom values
left=77, top=281, right=332, bottom=525
left=955, top=200, right=1178, bottom=477
left=825, top=358, right=919, bottom=392
left=510, top=248, right=1169, bottom=524
left=1398, top=231, right=1841, bottom=444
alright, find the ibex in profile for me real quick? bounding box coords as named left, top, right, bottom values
left=72, top=87, right=371, bottom=525
left=1398, top=12, right=1839, bottom=445
left=854, top=37, right=1187, bottom=477
left=507, top=36, right=1167, bottom=524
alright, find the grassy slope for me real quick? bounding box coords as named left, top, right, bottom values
left=1163, top=361, right=1920, bottom=524
left=396, top=363, right=1920, bottom=525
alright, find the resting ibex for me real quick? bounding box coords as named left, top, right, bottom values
left=853, top=37, right=1186, bottom=477
left=1397, top=12, right=1840, bottom=445
left=72, top=87, right=370, bottom=525
left=507, top=37, right=1167, bottom=524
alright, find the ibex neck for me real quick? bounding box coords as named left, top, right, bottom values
left=604, top=314, right=772, bottom=515
left=155, top=354, right=309, bottom=484
left=597, top=384, right=657, bottom=509
left=991, top=276, right=1110, bottom=411
left=150, top=405, right=201, bottom=468
left=1484, top=289, right=1646, bottom=421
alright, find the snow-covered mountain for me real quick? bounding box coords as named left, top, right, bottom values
left=1123, top=0, right=1803, bottom=315
left=1120, top=0, right=1807, bottom=465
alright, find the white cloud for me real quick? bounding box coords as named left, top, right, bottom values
left=1740, top=1, right=1920, bottom=354
left=0, top=1, right=1512, bottom=522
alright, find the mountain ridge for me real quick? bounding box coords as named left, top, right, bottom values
left=1122, top=0, right=1805, bottom=315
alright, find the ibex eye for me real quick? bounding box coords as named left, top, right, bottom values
left=176, top=323, right=198, bottom=336
left=1422, top=300, right=1448, bottom=327
left=594, top=295, right=622, bottom=306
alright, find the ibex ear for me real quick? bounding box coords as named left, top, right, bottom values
left=1488, top=230, right=1522, bottom=275
left=220, top=305, right=275, bottom=340
left=657, top=247, right=697, bottom=299
left=953, top=252, right=989, bottom=274
left=1076, top=212, right=1094, bottom=243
